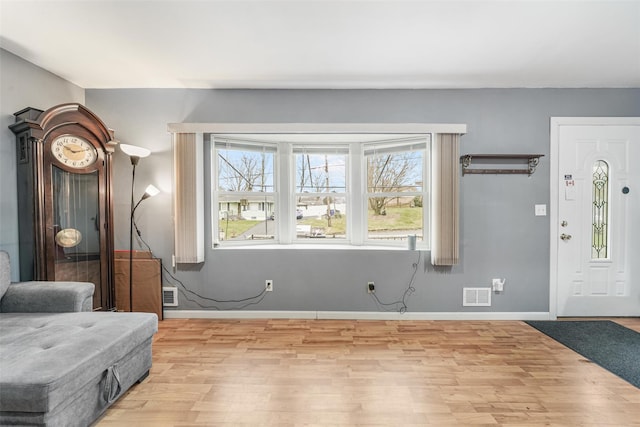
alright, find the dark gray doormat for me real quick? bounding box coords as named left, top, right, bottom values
left=526, top=320, right=640, bottom=388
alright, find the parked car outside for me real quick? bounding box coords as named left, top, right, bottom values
left=269, top=209, right=304, bottom=220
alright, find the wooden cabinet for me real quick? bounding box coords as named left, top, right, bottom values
left=114, top=251, right=162, bottom=319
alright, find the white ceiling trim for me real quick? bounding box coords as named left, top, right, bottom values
left=166, top=123, right=468, bottom=136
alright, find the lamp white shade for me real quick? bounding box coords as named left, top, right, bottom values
left=120, top=143, right=151, bottom=158
left=144, top=184, right=160, bottom=198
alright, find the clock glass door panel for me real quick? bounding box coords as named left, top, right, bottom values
left=51, top=166, right=102, bottom=307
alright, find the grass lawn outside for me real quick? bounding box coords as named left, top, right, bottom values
left=299, top=206, right=422, bottom=235
left=219, top=207, right=422, bottom=240
left=367, top=206, right=421, bottom=231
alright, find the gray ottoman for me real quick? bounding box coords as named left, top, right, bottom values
left=0, top=311, right=157, bottom=426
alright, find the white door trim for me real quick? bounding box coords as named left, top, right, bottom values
left=549, top=117, right=640, bottom=319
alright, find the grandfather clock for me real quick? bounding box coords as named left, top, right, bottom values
left=9, top=104, right=116, bottom=310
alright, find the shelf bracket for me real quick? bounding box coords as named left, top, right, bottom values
left=528, top=156, right=540, bottom=175
left=461, top=155, right=473, bottom=170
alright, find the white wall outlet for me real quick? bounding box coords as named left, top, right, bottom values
left=265, top=279, right=273, bottom=292
left=492, top=278, right=505, bottom=292
left=367, top=281, right=375, bottom=293
left=534, top=204, right=547, bottom=216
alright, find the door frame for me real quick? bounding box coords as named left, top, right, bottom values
left=549, top=117, right=640, bottom=319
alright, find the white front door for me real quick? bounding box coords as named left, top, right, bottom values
left=551, top=118, right=640, bottom=317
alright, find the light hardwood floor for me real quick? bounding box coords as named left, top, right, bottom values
left=97, top=318, right=640, bottom=426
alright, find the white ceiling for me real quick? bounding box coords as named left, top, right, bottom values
left=1, top=1, right=639, bottom=89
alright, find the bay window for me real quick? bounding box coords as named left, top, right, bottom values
left=212, top=134, right=430, bottom=248
left=170, top=123, right=464, bottom=263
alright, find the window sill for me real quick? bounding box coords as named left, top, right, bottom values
left=214, top=243, right=427, bottom=251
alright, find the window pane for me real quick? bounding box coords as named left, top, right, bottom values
left=218, top=147, right=274, bottom=192
left=367, top=196, right=423, bottom=242
left=366, top=150, right=423, bottom=193
left=294, top=150, right=347, bottom=240
left=295, top=194, right=347, bottom=239
left=295, top=152, right=346, bottom=193
left=218, top=194, right=275, bottom=241
left=592, top=160, right=609, bottom=259
left=365, top=140, right=426, bottom=244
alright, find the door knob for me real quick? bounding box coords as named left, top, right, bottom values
left=560, top=233, right=572, bottom=241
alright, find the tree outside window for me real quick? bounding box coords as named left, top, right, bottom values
left=364, top=138, right=427, bottom=244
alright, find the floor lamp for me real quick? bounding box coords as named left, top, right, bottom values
left=120, top=144, right=157, bottom=312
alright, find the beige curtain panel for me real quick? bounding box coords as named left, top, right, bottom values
left=431, top=133, right=460, bottom=266
left=173, top=132, right=204, bottom=263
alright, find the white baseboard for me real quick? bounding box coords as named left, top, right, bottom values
left=163, top=310, right=552, bottom=321
left=163, top=310, right=316, bottom=319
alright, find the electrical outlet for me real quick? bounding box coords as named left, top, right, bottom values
left=367, top=281, right=375, bottom=293
left=265, top=279, right=273, bottom=292
left=492, top=278, right=505, bottom=292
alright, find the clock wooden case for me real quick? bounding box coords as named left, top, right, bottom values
left=9, top=104, right=117, bottom=310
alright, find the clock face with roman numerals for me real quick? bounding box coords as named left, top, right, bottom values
left=50, top=135, right=98, bottom=169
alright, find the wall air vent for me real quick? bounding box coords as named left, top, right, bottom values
left=463, top=287, right=491, bottom=307
left=162, top=287, right=178, bottom=307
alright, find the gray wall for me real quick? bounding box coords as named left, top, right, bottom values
left=0, top=49, right=84, bottom=281
left=1, top=50, right=638, bottom=314
left=84, top=88, right=640, bottom=314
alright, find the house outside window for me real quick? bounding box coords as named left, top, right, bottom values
left=214, top=138, right=277, bottom=242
